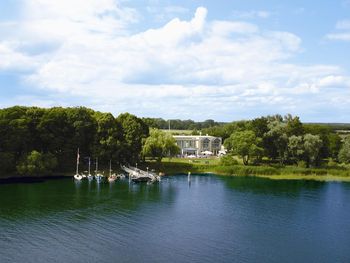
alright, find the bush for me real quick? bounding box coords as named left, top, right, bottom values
left=216, top=165, right=279, bottom=176
left=327, top=158, right=338, bottom=168
left=297, top=160, right=307, bottom=168
left=219, top=155, right=239, bottom=166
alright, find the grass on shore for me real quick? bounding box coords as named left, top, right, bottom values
left=144, top=157, right=350, bottom=182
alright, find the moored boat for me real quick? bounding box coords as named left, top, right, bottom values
left=74, top=148, right=83, bottom=181
left=94, top=157, right=103, bottom=182
left=87, top=157, right=93, bottom=181
left=108, top=160, right=119, bottom=182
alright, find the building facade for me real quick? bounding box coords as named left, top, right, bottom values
left=173, top=135, right=222, bottom=156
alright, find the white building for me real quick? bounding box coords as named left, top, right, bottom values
left=173, top=135, right=222, bottom=156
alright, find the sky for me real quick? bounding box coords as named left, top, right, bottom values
left=0, top=0, right=350, bottom=122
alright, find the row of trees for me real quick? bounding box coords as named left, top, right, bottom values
left=142, top=118, right=223, bottom=130
left=205, top=114, right=349, bottom=167
left=0, top=106, right=149, bottom=176
left=2, top=107, right=349, bottom=175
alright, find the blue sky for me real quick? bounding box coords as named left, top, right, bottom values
left=0, top=0, right=350, bottom=122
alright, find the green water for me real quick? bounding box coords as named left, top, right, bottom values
left=1, top=175, right=350, bottom=262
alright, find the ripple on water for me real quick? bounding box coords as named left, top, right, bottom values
left=0, top=176, right=350, bottom=262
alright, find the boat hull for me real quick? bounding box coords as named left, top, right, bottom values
left=131, top=177, right=152, bottom=183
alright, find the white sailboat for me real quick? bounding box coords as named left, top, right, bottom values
left=108, top=160, right=118, bottom=182
left=87, top=157, right=93, bottom=181
left=74, top=148, right=83, bottom=181
left=95, top=157, right=103, bottom=182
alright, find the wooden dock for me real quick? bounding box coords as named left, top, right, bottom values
left=121, top=165, right=160, bottom=183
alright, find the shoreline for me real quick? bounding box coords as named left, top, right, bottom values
left=1, top=164, right=350, bottom=183
left=144, top=160, right=350, bottom=183
left=161, top=171, right=350, bottom=182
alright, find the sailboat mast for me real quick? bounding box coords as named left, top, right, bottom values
left=95, top=157, right=98, bottom=174
left=88, top=157, right=91, bottom=174
left=76, top=148, right=80, bottom=175
left=109, top=160, right=112, bottom=177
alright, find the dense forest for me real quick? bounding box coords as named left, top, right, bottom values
left=1, top=106, right=350, bottom=177
left=0, top=106, right=149, bottom=176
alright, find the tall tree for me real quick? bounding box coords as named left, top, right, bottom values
left=265, top=120, right=288, bottom=164
left=117, top=113, right=149, bottom=164
left=303, top=134, right=323, bottom=167
left=224, top=130, right=263, bottom=165
left=93, top=112, right=124, bottom=162
left=338, top=137, right=350, bottom=164
left=142, top=129, right=180, bottom=162
left=288, top=135, right=304, bottom=164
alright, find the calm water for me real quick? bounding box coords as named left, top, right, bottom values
left=1, top=175, right=350, bottom=263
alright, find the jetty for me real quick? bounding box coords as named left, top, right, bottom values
left=121, top=165, right=160, bottom=183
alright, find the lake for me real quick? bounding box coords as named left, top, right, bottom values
left=1, top=175, right=350, bottom=263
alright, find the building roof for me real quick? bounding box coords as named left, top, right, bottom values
left=173, top=135, right=221, bottom=139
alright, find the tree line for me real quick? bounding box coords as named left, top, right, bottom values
left=203, top=114, right=349, bottom=167
left=142, top=118, right=224, bottom=130
left=1, top=107, right=350, bottom=176
left=0, top=106, right=149, bottom=176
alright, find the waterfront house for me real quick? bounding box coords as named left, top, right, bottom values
left=173, top=135, right=222, bottom=156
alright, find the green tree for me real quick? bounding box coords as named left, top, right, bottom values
left=17, top=150, right=57, bottom=176
left=328, top=133, right=342, bottom=160
left=288, top=135, right=304, bottom=163
left=338, top=137, right=350, bottom=164
left=93, top=112, right=124, bottom=162
left=224, top=130, right=263, bottom=165
left=284, top=114, right=304, bottom=136
left=304, top=124, right=333, bottom=159
left=0, top=152, right=15, bottom=174
left=303, top=134, right=323, bottom=167
left=142, top=129, right=180, bottom=162
left=265, top=120, right=288, bottom=164
left=117, top=113, right=149, bottom=164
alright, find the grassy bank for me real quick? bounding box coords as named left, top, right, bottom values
left=145, top=158, right=350, bottom=182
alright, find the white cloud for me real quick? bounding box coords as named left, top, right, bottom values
left=1, top=2, right=350, bottom=120
left=232, top=10, right=271, bottom=19
left=0, top=42, right=40, bottom=70
left=326, top=33, right=350, bottom=41
left=318, top=75, right=350, bottom=87
left=336, top=20, right=350, bottom=30
left=326, top=19, right=350, bottom=42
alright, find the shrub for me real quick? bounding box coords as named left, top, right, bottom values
left=297, top=160, right=307, bottom=168
left=219, top=155, right=239, bottom=166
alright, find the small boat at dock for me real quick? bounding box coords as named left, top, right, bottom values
left=121, top=165, right=160, bottom=183
left=108, top=160, right=119, bottom=182
left=87, top=157, right=93, bottom=181
left=94, top=157, right=103, bottom=182
left=74, top=148, right=83, bottom=181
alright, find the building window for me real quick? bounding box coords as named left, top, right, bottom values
left=212, top=138, right=220, bottom=149
left=202, top=138, right=210, bottom=149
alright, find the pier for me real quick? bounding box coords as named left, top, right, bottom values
left=121, top=165, right=161, bottom=182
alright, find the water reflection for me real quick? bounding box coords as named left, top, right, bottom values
left=0, top=178, right=177, bottom=221
left=1, top=175, right=350, bottom=263
left=220, top=175, right=327, bottom=197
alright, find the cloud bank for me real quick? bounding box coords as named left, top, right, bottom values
left=0, top=0, right=350, bottom=121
